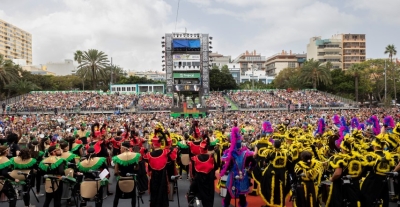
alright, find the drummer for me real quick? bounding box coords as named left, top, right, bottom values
left=10, top=148, right=37, bottom=207
left=112, top=141, right=140, bottom=207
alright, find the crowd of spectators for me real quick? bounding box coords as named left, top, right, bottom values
left=227, top=91, right=287, bottom=108
left=80, top=93, right=137, bottom=111
left=4, top=92, right=137, bottom=113
left=6, top=92, right=96, bottom=112
left=226, top=90, right=345, bottom=109
left=2, top=89, right=348, bottom=113
left=137, top=94, right=172, bottom=111
left=204, top=92, right=231, bottom=109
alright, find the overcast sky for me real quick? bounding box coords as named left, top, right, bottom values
left=1, top=0, right=399, bottom=72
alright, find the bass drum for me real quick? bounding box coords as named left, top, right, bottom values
left=9, top=170, right=30, bottom=181
left=80, top=180, right=101, bottom=199
left=181, top=154, right=190, bottom=166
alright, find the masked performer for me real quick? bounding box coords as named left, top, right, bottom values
left=112, top=141, right=141, bottom=207
left=187, top=137, right=217, bottom=207
left=188, top=120, right=203, bottom=179
left=0, top=146, right=18, bottom=207
left=144, top=129, right=177, bottom=207
left=293, top=151, right=322, bottom=207
left=78, top=144, right=108, bottom=207
left=360, top=135, right=395, bottom=207
left=10, top=148, right=37, bottom=207
left=259, top=139, right=289, bottom=207
left=220, top=125, right=255, bottom=207
left=252, top=121, right=274, bottom=196
left=39, top=145, right=67, bottom=207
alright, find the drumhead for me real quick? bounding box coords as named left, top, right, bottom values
left=181, top=154, right=190, bottom=166
left=81, top=181, right=101, bottom=199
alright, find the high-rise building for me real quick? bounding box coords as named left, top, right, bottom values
left=342, top=34, right=366, bottom=70
left=0, top=19, right=32, bottom=65
left=209, top=52, right=231, bottom=69
left=265, top=50, right=307, bottom=76
left=232, top=50, right=266, bottom=75
left=307, top=34, right=366, bottom=70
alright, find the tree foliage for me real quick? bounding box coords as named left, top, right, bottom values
left=209, top=65, right=238, bottom=91
left=76, top=49, right=109, bottom=89
left=299, top=58, right=332, bottom=89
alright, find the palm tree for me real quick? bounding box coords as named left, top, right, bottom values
left=385, top=44, right=397, bottom=101
left=74, top=50, right=83, bottom=64
left=5, top=80, right=41, bottom=95
left=346, top=63, right=364, bottom=102
left=300, top=58, right=332, bottom=89
left=76, top=49, right=109, bottom=89
left=0, top=54, right=19, bottom=88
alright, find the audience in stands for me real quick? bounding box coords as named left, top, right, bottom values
left=3, top=90, right=348, bottom=113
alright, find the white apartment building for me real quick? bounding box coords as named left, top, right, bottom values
left=265, top=50, right=307, bottom=76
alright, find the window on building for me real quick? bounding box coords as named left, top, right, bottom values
left=288, top=62, right=296, bottom=68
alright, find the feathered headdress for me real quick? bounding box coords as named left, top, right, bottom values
left=336, top=124, right=350, bottom=148
left=367, top=115, right=380, bottom=136
left=384, top=116, right=395, bottom=129
left=314, top=118, right=325, bottom=136
left=262, top=121, right=273, bottom=135
left=332, top=115, right=341, bottom=126
left=219, top=126, right=242, bottom=176
left=351, top=117, right=361, bottom=130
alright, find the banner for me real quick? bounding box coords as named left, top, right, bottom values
left=173, top=84, right=201, bottom=92
left=173, top=73, right=201, bottom=78
left=173, top=54, right=200, bottom=60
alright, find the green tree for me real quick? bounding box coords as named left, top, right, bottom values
left=74, top=50, right=83, bottom=64
left=209, top=68, right=237, bottom=91
left=300, top=58, right=332, bottom=89
left=5, top=80, right=41, bottom=95
left=239, top=80, right=274, bottom=90
left=0, top=54, right=19, bottom=88
left=346, top=63, right=364, bottom=102
left=384, top=44, right=397, bottom=101
left=273, top=67, right=308, bottom=89
left=76, top=49, right=109, bottom=89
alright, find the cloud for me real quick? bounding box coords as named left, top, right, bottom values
left=187, top=0, right=212, bottom=6
left=206, top=8, right=238, bottom=17
left=0, top=0, right=184, bottom=72
left=346, top=0, right=400, bottom=25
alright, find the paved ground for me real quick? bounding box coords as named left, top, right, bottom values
left=5, top=170, right=224, bottom=207
left=3, top=169, right=399, bottom=207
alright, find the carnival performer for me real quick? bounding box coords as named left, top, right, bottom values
left=293, top=151, right=321, bottom=207
left=252, top=121, right=273, bottom=196
left=109, top=130, right=124, bottom=156
left=177, top=133, right=190, bottom=180
left=0, top=145, right=19, bottom=207
left=10, top=148, right=37, bottom=207
left=112, top=141, right=141, bottom=207
left=187, top=120, right=203, bottom=178
left=220, top=125, right=255, bottom=207
left=360, top=135, right=395, bottom=207
left=143, top=128, right=177, bottom=207
left=78, top=144, right=109, bottom=207
left=39, top=145, right=67, bottom=207
left=76, top=123, right=90, bottom=145
left=6, top=132, right=19, bottom=159
left=28, top=139, right=45, bottom=197
left=259, top=139, right=289, bottom=207
left=129, top=128, right=148, bottom=195
left=187, top=137, right=216, bottom=207
left=69, top=135, right=83, bottom=158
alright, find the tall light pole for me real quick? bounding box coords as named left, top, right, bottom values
left=110, top=57, right=113, bottom=85
left=385, top=59, right=387, bottom=103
